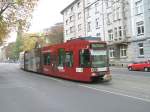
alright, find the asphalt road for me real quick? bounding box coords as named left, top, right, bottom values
left=0, top=63, right=150, bottom=112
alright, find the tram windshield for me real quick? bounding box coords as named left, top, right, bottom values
left=91, top=50, right=108, bottom=68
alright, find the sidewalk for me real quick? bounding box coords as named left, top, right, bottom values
left=110, top=66, right=128, bottom=70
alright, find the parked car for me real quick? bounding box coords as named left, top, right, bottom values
left=128, top=61, right=150, bottom=72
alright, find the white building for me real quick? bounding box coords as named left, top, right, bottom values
left=130, top=0, right=150, bottom=62
left=61, top=0, right=150, bottom=66
left=61, top=0, right=86, bottom=42
left=103, top=0, right=132, bottom=66
left=84, top=0, right=105, bottom=40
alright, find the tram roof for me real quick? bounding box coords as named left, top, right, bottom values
left=66, top=36, right=105, bottom=43
left=77, top=37, right=101, bottom=41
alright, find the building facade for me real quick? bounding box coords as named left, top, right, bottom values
left=130, top=0, right=150, bottom=62
left=61, top=0, right=86, bottom=42
left=84, top=0, right=105, bottom=40
left=61, top=0, right=150, bottom=66
left=103, top=0, right=132, bottom=66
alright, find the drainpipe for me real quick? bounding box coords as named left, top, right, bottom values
left=102, top=0, right=106, bottom=41
left=83, top=0, right=86, bottom=36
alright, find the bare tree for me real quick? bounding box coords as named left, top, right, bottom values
left=45, top=23, right=64, bottom=45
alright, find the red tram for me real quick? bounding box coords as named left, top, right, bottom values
left=20, top=37, right=112, bottom=82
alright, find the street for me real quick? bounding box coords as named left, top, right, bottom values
left=0, top=63, right=150, bottom=112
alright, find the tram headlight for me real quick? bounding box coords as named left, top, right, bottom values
left=91, top=73, right=97, bottom=76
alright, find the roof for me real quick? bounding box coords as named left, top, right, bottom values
left=60, top=0, right=79, bottom=14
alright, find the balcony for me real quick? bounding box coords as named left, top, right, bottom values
left=108, top=37, right=130, bottom=45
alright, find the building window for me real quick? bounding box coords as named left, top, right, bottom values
left=66, top=30, right=68, bottom=35
left=78, top=12, right=81, bottom=19
left=116, top=7, right=121, bottom=20
left=108, top=30, right=113, bottom=41
left=136, top=21, right=144, bottom=36
left=70, top=26, right=74, bottom=33
left=109, top=48, right=115, bottom=58
left=106, top=0, right=112, bottom=8
left=87, top=22, right=91, bottom=32
left=114, top=27, right=117, bottom=37
left=78, top=24, right=81, bottom=31
left=95, top=2, right=99, bottom=14
left=66, top=19, right=68, bottom=25
left=70, top=15, right=74, bottom=22
left=95, top=18, right=100, bottom=29
left=87, top=8, right=91, bottom=18
left=77, top=2, right=80, bottom=8
left=113, top=7, right=121, bottom=21
left=65, top=10, right=68, bottom=16
left=138, top=43, right=144, bottom=56
left=118, top=26, right=122, bottom=37
left=135, top=0, right=143, bottom=15
left=96, top=33, right=101, bottom=37
left=107, top=12, right=112, bottom=24
left=120, top=45, right=127, bottom=57
left=71, top=7, right=74, bottom=13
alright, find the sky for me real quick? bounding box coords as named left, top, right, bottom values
left=29, top=0, right=73, bottom=32
left=7, top=0, right=73, bottom=43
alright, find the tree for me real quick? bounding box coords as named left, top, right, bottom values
left=22, top=35, right=37, bottom=51
left=0, top=18, right=9, bottom=42
left=0, top=0, right=38, bottom=43
left=45, top=23, right=64, bottom=45
left=5, top=42, right=15, bottom=60
left=12, top=35, right=22, bottom=60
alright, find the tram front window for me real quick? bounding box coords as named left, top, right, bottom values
left=91, top=50, right=107, bottom=68
left=80, top=49, right=91, bottom=67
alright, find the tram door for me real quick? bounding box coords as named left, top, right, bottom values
left=64, top=51, right=73, bottom=75
left=57, top=48, right=65, bottom=72
left=58, top=48, right=73, bottom=75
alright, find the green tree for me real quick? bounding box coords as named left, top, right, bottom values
left=22, top=36, right=36, bottom=51
left=0, top=17, right=9, bottom=43
left=0, top=0, right=38, bottom=43
left=12, top=35, right=22, bottom=60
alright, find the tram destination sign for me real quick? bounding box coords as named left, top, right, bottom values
left=90, top=43, right=106, bottom=49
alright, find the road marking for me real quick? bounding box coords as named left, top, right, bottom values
left=35, top=75, right=150, bottom=103
left=79, top=85, right=150, bottom=103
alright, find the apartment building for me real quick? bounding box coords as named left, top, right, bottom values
left=104, top=0, right=132, bottom=66
left=61, top=0, right=85, bottom=42
left=130, top=0, right=150, bottom=62
left=61, top=0, right=150, bottom=66
left=84, top=0, right=105, bottom=40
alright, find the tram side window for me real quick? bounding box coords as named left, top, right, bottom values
left=65, top=52, right=73, bottom=67
left=58, top=48, right=65, bottom=66
left=79, top=49, right=91, bottom=67
left=43, top=53, right=50, bottom=65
